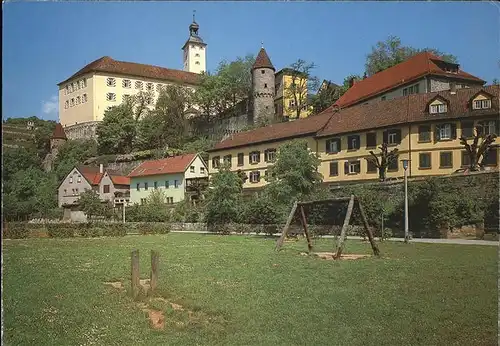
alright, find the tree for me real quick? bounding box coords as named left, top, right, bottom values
left=460, top=126, right=497, bottom=171
left=283, top=59, right=320, bottom=119
left=365, top=35, right=458, bottom=76
left=78, top=190, right=103, bottom=220
left=368, top=143, right=399, bottom=182
left=53, top=139, right=98, bottom=181
left=96, top=103, right=137, bottom=155
left=205, top=164, right=244, bottom=228
left=34, top=174, right=58, bottom=218
left=492, top=78, right=499, bottom=86
left=267, top=139, right=323, bottom=202
left=310, top=81, right=342, bottom=115
left=339, top=74, right=362, bottom=97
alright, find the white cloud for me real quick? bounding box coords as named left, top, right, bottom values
left=42, top=95, right=58, bottom=115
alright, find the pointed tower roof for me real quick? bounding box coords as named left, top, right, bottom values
left=252, top=48, right=275, bottom=71
left=51, top=123, right=67, bottom=140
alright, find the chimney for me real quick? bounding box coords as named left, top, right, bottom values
left=99, top=164, right=104, bottom=174
left=349, top=77, right=356, bottom=88
left=450, top=82, right=456, bottom=95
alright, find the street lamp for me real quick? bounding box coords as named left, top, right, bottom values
left=401, top=158, right=411, bottom=243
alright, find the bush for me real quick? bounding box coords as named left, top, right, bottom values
left=47, top=224, right=75, bottom=238
left=135, top=222, right=170, bottom=235
left=3, top=223, right=30, bottom=239
left=103, top=223, right=127, bottom=237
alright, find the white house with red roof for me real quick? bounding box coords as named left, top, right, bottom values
left=128, top=154, right=208, bottom=205
left=58, top=164, right=130, bottom=208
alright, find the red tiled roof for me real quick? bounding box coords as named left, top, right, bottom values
left=208, top=112, right=336, bottom=151
left=58, top=56, right=201, bottom=86
left=51, top=123, right=67, bottom=140
left=317, top=85, right=499, bottom=138
left=110, top=175, right=130, bottom=186
left=77, top=166, right=103, bottom=186
left=335, top=52, right=485, bottom=108
left=252, top=48, right=275, bottom=71
left=128, top=154, right=197, bottom=178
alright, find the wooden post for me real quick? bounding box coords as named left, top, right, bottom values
left=131, top=249, right=140, bottom=300
left=335, top=195, right=355, bottom=259
left=275, top=201, right=298, bottom=251
left=299, top=205, right=313, bottom=253
left=356, top=199, right=381, bottom=257
left=150, top=250, right=159, bottom=294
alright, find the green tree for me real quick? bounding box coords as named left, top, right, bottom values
left=267, top=139, right=323, bottom=202
left=34, top=174, right=58, bottom=218
left=78, top=190, right=103, bottom=220
left=283, top=59, right=320, bottom=119
left=365, top=35, right=458, bottom=76
left=96, top=103, right=137, bottom=155
left=142, top=189, right=170, bottom=222
left=310, top=81, right=341, bottom=115
left=52, top=139, right=98, bottom=181
left=205, top=165, right=244, bottom=227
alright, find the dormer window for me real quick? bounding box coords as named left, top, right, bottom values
left=473, top=99, right=491, bottom=110
left=430, top=103, right=447, bottom=114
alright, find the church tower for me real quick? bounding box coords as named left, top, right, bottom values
left=182, top=12, right=207, bottom=74
left=251, top=46, right=275, bottom=124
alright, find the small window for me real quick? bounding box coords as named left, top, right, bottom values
left=156, top=84, right=162, bottom=93
left=135, top=81, right=143, bottom=90
left=76, top=96, right=81, bottom=105
left=237, top=153, right=244, bottom=166
left=70, top=98, right=75, bottom=107
left=82, top=79, right=87, bottom=88
left=381, top=96, right=386, bottom=101
left=82, top=94, right=88, bottom=103
left=73, top=82, right=78, bottom=91
left=66, top=85, right=70, bottom=94
left=65, top=100, right=69, bottom=109
left=288, top=99, right=296, bottom=108
left=483, top=148, right=497, bottom=166
left=367, top=159, right=377, bottom=173
left=479, top=120, right=498, bottom=136
left=190, top=166, right=195, bottom=173
left=461, top=151, right=471, bottom=167
left=106, top=78, right=116, bottom=87
left=153, top=181, right=158, bottom=190
left=387, top=156, right=399, bottom=171
left=174, top=180, right=179, bottom=188
left=141, top=198, right=147, bottom=205
left=195, top=53, right=200, bottom=57
left=103, top=185, right=110, bottom=193
left=249, top=171, right=261, bottom=183
left=195, top=61, right=200, bottom=65
left=440, top=152, right=453, bottom=168
left=264, top=149, right=276, bottom=162
left=106, top=93, right=116, bottom=102
left=347, top=135, right=360, bottom=150
left=418, top=125, right=431, bottom=142
left=388, top=132, right=397, bottom=145
left=122, top=79, right=132, bottom=88
left=261, top=70, right=265, bottom=74
left=146, top=83, right=154, bottom=91
left=69, top=176, right=73, bottom=184
left=329, top=162, right=338, bottom=177
left=473, top=99, right=492, bottom=110
left=166, top=197, right=174, bottom=204
left=212, top=156, right=220, bottom=168
left=145, top=96, right=153, bottom=106
left=461, top=121, right=474, bottom=138
left=264, top=83, right=268, bottom=88
left=200, top=167, right=205, bottom=174
left=366, top=133, right=377, bottom=148
left=165, top=181, right=169, bottom=189
left=223, top=155, right=232, bottom=167
left=403, top=88, right=408, bottom=96
left=430, top=103, right=447, bottom=114
left=249, top=151, right=260, bottom=164
left=326, top=138, right=341, bottom=153
left=77, top=175, right=81, bottom=183
left=439, top=124, right=451, bottom=140
left=348, top=161, right=361, bottom=174
left=136, top=183, right=140, bottom=191
left=414, top=84, right=420, bottom=94
left=123, top=94, right=131, bottom=103
left=419, top=153, right=431, bottom=169
left=144, top=182, right=148, bottom=190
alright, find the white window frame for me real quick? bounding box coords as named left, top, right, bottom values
left=430, top=103, right=447, bottom=114
left=69, top=176, right=73, bottom=183
left=106, top=93, right=116, bottom=102
left=64, top=101, right=69, bottom=109
left=190, top=166, right=195, bottom=173
left=76, top=96, right=81, bottom=105
left=484, top=121, right=496, bottom=135
left=122, top=79, right=131, bottom=88
left=250, top=152, right=260, bottom=164
left=82, top=79, right=87, bottom=88
left=350, top=137, right=357, bottom=149
left=106, top=78, right=116, bottom=87
left=388, top=132, right=397, bottom=145
left=146, top=83, right=154, bottom=91
left=82, top=94, right=87, bottom=103
left=265, top=149, right=276, bottom=162
left=249, top=171, right=260, bottom=183
left=135, top=81, right=143, bottom=90
left=348, top=161, right=360, bottom=174
left=440, top=124, right=451, bottom=140
left=329, top=140, right=338, bottom=153
left=200, top=167, right=205, bottom=174
left=474, top=99, right=492, bottom=110
left=77, top=175, right=81, bottom=183
left=70, top=98, right=75, bottom=107
left=66, top=85, right=70, bottom=94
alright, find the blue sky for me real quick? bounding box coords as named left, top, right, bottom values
left=3, top=1, right=499, bottom=122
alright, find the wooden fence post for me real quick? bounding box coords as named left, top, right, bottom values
left=131, top=249, right=140, bottom=300
left=150, top=250, right=159, bottom=294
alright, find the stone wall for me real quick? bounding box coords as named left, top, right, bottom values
left=64, top=121, right=99, bottom=140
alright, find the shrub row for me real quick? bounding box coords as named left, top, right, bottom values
left=2, top=222, right=171, bottom=239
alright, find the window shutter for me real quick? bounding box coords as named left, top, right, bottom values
left=249, top=152, right=252, bottom=162
left=257, top=172, right=261, bottom=182
left=355, top=161, right=361, bottom=173
left=344, top=161, right=349, bottom=175
left=336, top=139, right=342, bottom=151
left=434, top=125, right=441, bottom=142
left=257, top=151, right=261, bottom=162
left=356, top=135, right=361, bottom=149
left=395, top=129, right=402, bottom=144
left=476, top=122, right=483, bottom=136
left=383, top=130, right=388, bottom=144
left=451, top=123, right=457, bottom=139
left=325, top=139, right=331, bottom=153
left=495, top=120, right=499, bottom=136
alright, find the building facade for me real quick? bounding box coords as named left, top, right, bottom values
left=128, top=154, right=208, bottom=205
left=274, top=68, right=313, bottom=120
left=207, top=86, right=499, bottom=190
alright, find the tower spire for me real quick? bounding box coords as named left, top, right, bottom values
left=193, top=9, right=196, bottom=23
left=261, top=41, right=264, bottom=48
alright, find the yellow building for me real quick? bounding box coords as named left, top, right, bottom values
left=274, top=68, right=312, bottom=120
left=207, top=85, right=500, bottom=190
left=57, top=18, right=206, bottom=138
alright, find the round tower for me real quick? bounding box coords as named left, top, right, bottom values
left=50, top=123, right=67, bottom=158
left=251, top=45, right=275, bottom=125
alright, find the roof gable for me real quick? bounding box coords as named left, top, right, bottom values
left=335, top=52, right=485, bottom=108
left=128, top=154, right=198, bottom=178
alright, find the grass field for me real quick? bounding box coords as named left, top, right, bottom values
left=3, top=234, right=497, bottom=346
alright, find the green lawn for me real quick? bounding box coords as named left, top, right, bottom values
left=3, top=234, right=497, bottom=346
